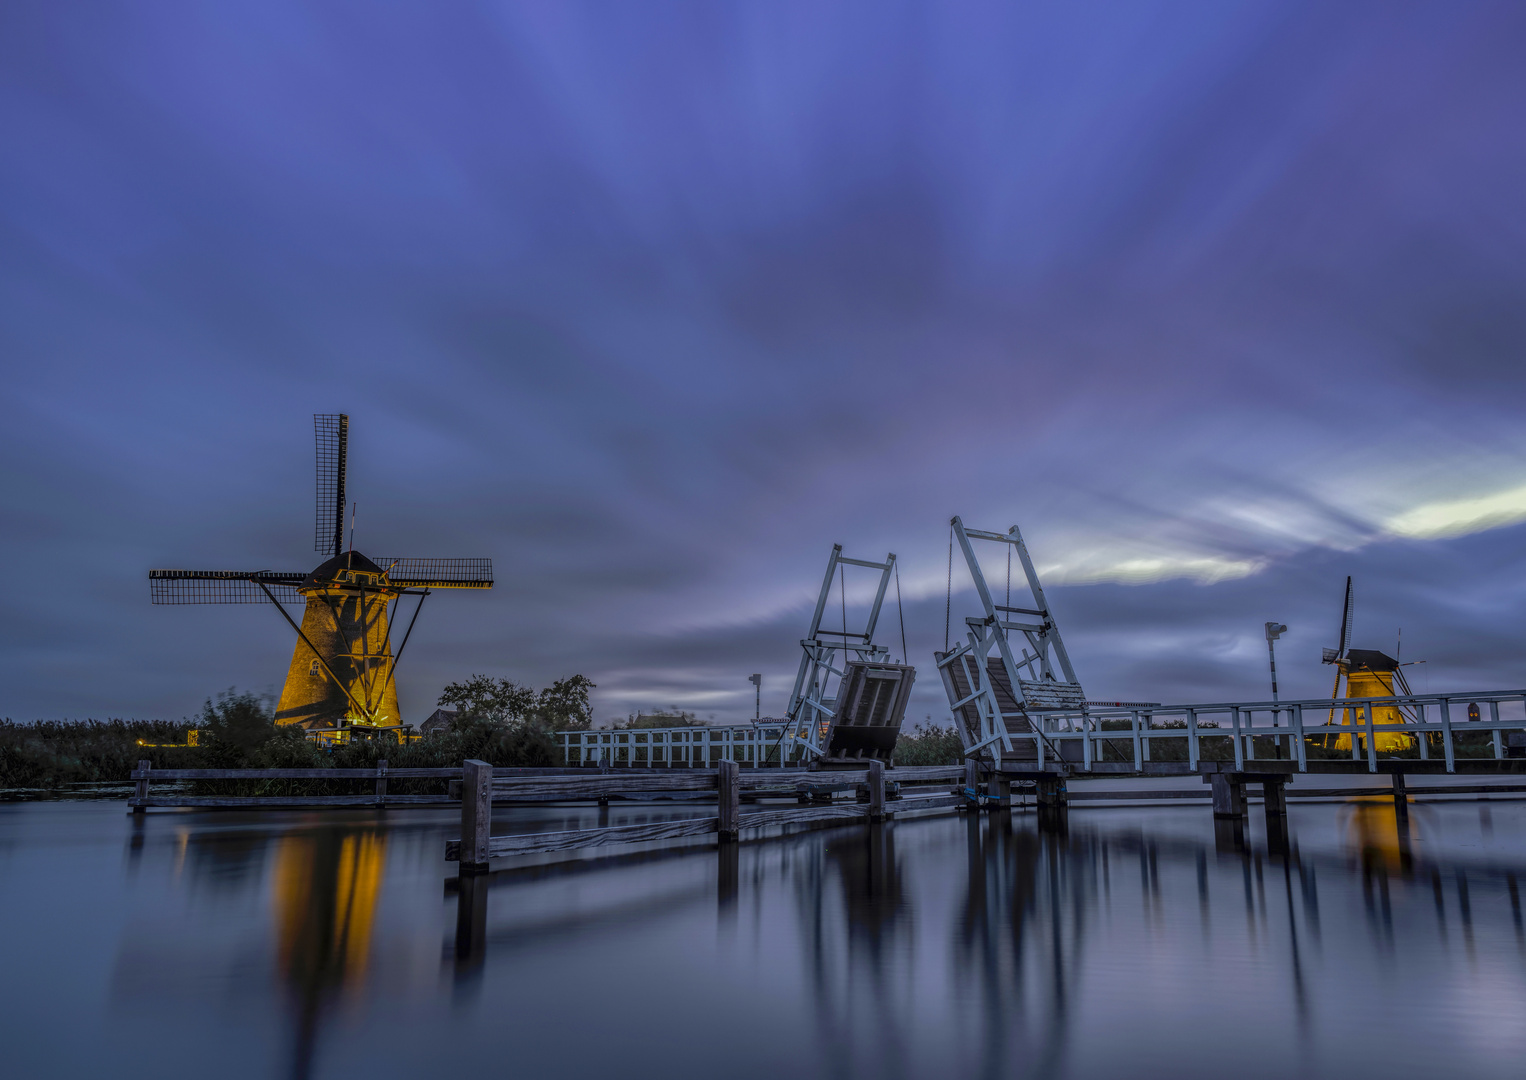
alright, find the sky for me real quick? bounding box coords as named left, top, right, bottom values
left=3, top=1, right=1526, bottom=726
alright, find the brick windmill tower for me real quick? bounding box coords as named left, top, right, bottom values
left=149, top=414, right=493, bottom=738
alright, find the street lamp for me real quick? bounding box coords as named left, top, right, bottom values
left=748, top=673, right=762, bottom=721
left=1265, top=622, right=1288, bottom=701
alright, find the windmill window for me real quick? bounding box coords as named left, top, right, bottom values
left=309, top=659, right=321, bottom=676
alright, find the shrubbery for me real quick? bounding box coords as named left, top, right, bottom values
left=1, top=674, right=598, bottom=792
left=893, top=723, right=964, bottom=766
left=0, top=717, right=198, bottom=789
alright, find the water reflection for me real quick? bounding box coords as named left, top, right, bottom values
left=71, top=800, right=1526, bottom=1080
left=273, top=831, right=387, bottom=1079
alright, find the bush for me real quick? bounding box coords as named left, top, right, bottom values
left=893, top=723, right=964, bottom=766
left=0, top=717, right=198, bottom=789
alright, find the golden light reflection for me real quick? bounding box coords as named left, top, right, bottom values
left=1343, top=801, right=1413, bottom=873
left=273, top=831, right=387, bottom=994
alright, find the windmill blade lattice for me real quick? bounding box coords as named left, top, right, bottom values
left=315, top=413, right=347, bottom=556
left=149, top=570, right=306, bottom=605
left=376, top=558, right=493, bottom=588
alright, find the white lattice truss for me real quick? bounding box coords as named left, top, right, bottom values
left=936, top=517, right=1084, bottom=766
left=780, top=544, right=896, bottom=762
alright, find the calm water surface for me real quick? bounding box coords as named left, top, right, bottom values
left=2, top=798, right=1525, bottom=1079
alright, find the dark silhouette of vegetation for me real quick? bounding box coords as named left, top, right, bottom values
left=2, top=676, right=600, bottom=795
left=613, top=710, right=707, bottom=729
left=893, top=723, right=964, bottom=766
left=437, top=674, right=595, bottom=734
left=0, top=717, right=197, bottom=790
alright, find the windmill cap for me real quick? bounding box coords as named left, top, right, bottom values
left=1344, top=648, right=1399, bottom=672
left=305, top=550, right=387, bottom=588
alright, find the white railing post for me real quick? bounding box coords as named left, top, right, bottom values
left=1292, top=705, right=1306, bottom=771
left=1416, top=701, right=1429, bottom=760
left=1231, top=707, right=1244, bottom=769
left=1363, top=703, right=1377, bottom=772
left=1131, top=710, right=1143, bottom=771
left=1491, top=700, right=1502, bottom=760
left=1187, top=709, right=1199, bottom=770
left=1440, top=699, right=1456, bottom=773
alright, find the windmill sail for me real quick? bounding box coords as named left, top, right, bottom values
left=148, top=413, right=492, bottom=736
left=315, top=413, right=347, bottom=556
left=1322, top=575, right=1355, bottom=664
left=1337, top=575, right=1354, bottom=659
left=376, top=557, right=494, bottom=588
left=149, top=569, right=306, bottom=604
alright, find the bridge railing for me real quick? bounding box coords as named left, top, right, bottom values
left=561, top=691, right=1526, bottom=775
left=560, top=723, right=792, bottom=767
left=1013, top=689, right=1526, bottom=774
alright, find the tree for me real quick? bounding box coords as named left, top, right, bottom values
left=533, top=675, right=596, bottom=732
left=193, top=689, right=283, bottom=768
left=437, top=675, right=535, bottom=727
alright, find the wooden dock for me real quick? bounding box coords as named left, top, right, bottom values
left=447, top=760, right=969, bottom=868
left=124, top=746, right=1526, bottom=871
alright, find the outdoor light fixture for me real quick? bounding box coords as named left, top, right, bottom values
left=1265, top=622, right=1288, bottom=702
left=748, top=673, right=762, bottom=720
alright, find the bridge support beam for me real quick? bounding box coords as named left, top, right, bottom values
left=867, top=760, right=885, bottom=822
left=1035, top=776, right=1067, bottom=809
left=989, top=775, right=1011, bottom=814
left=1210, top=774, right=1246, bottom=818
left=1203, top=764, right=1292, bottom=821
left=1391, top=769, right=1409, bottom=827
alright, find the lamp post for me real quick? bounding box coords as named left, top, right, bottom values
left=748, top=673, right=762, bottom=721
left=1265, top=622, right=1287, bottom=701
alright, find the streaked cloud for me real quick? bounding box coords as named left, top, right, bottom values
left=2, top=1, right=1525, bottom=723
left=1385, top=482, right=1526, bottom=540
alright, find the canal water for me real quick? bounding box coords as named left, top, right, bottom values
left=2, top=798, right=1525, bottom=1079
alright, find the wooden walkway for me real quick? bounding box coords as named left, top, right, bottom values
left=447, top=761, right=968, bottom=868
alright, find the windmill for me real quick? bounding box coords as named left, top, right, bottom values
left=1320, top=576, right=1415, bottom=751
left=149, top=414, right=493, bottom=739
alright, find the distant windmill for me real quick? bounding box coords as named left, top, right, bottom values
left=149, top=414, right=493, bottom=737
left=1320, top=575, right=1415, bottom=751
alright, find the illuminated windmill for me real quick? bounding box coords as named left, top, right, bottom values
left=1320, top=576, right=1416, bottom=752
left=149, top=414, right=493, bottom=737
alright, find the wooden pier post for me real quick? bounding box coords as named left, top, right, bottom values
left=460, top=759, right=492, bottom=872
left=718, top=839, right=739, bottom=916
left=454, top=867, right=489, bottom=974
left=717, top=759, right=740, bottom=841
left=963, top=759, right=980, bottom=811
left=1262, top=778, right=1287, bottom=817
left=1035, top=775, right=1066, bottom=809
left=868, top=759, right=885, bottom=822
left=1392, top=770, right=1409, bottom=826
left=1210, top=774, right=1246, bottom=818
left=991, top=774, right=1011, bottom=815
left=132, top=759, right=150, bottom=815
left=374, top=759, right=388, bottom=808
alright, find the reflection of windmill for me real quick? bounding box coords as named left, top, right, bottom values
left=149, top=414, right=492, bottom=736
left=273, top=828, right=387, bottom=1080
left=1320, top=576, right=1415, bottom=751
